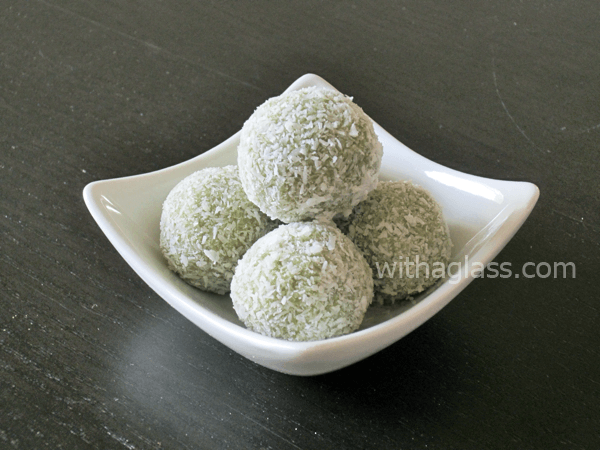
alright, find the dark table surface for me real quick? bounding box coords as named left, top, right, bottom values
left=2, top=1, right=599, bottom=449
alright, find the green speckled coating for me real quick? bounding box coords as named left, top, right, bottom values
left=347, top=181, right=452, bottom=304
left=238, top=87, right=383, bottom=223
left=231, top=222, right=374, bottom=341
left=160, top=165, right=275, bottom=294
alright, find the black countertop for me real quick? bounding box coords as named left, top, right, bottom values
left=2, top=1, right=598, bottom=449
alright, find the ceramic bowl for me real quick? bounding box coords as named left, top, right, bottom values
left=83, top=74, right=539, bottom=376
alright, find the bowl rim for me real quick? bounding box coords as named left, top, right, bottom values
left=83, top=73, right=540, bottom=374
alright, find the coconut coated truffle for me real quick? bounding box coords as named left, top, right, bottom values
left=346, top=181, right=452, bottom=304
left=160, top=165, right=274, bottom=295
left=237, top=86, right=383, bottom=223
left=230, top=222, right=374, bottom=341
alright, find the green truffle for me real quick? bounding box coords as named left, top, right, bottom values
left=238, top=87, right=383, bottom=223
left=230, top=222, right=374, bottom=341
left=346, top=181, right=452, bottom=304
left=160, top=165, right=274, bottom=294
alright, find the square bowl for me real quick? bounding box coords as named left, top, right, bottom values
left=83, top=73, right=539, bottom=376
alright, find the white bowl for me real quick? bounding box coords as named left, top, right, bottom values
left=83, top=73, right=539, bottom=376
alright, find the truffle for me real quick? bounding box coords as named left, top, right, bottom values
left=160, top=165, right=274, bottom=294
left=237, top=86, right=383, bottom=223
left=346, top=181, right=452, bottom=304
left=230, top=221, right=374, bottom=341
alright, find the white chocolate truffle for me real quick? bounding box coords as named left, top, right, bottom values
left=231, top=222, right=374, bottom=341
left=160, top=165, right=274, bottom=294
left=238, top=87, right=383, bottom=223
left=346, top=181, right=452, bottom=304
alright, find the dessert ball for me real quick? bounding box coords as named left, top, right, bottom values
left=237, top=86, right=383, bottom=223
left=160, top=165, right=275, bottom=295
left=230, top=221, right=374, bottom=341
left=346, top=181, right=452, bottom=304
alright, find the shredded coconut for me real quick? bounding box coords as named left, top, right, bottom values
left=342, top=181, right=453, bottom=304
left=237, top=87, right=383, bottom=223
left=159, top=165, right=276, bottom=294
left=230, top=222, right=373, bottom=341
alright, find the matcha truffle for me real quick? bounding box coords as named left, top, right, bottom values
left=160, top=165, right=274, bottom=295
left=237, top=86, right=383, bottom=223
left=346, top=181, right=452, bottom=304
left=230, top=221, right=374, bottom=341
